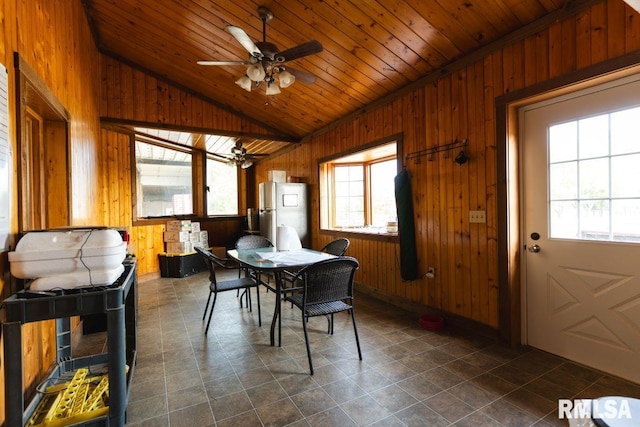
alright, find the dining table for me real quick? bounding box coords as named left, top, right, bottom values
left=226, top=246, right=336, bottom=346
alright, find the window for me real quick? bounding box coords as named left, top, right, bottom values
left=135, top=140, right=193, bottom=217
left=206, top=157, right=238, bottom=215
left=549, top=106, right=640, bottom=242
left=132, top=128, right=243, bottom=220
left=320, top=138, right=399, bottom=234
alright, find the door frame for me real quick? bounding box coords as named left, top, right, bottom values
left=495, top=51, right=640, bottom=345
left=14, top=53, right=71, bottom=231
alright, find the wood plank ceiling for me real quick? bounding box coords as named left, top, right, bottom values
left=84, top=0, right=573, bottom=157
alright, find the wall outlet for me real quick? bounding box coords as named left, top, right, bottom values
left=426, top=267, right=435, bottom=279
left=469, top=210, right=486, bottom=223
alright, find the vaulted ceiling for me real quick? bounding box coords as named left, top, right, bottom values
left=84, top=0, right=598, bottom=147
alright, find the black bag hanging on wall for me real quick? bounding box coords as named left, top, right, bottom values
left=394, top=169, right=419, bottom=281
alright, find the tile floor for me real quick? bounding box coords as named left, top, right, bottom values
left=78, top=269, right=640, bottom=426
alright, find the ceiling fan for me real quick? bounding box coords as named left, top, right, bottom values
left=215, top=140, right=268, bottom=169
left=198, top=6, right=323, bottom=94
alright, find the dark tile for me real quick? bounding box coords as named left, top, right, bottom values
left=481, top=399, right=539, bottom=427
left=290, top=387, right=337, bottom=417
left=395, top=402, right=450, bottom=427
left=453, top=411, right=505, bottom=426
left=209, top=390, right=253, bottom=421
left=449, top=381, right=502, bottom=408
left=369, top=384, right=419, bottom=412
left=397, top=374, right=443, bottom=400
left=215, top=407, right=261, bottom=426
left=255, top=397, right=305, bottom=427
left=321, top=377, right=366, bottom=404
left=245, top=380, right=288, bottom=408
left=204, top=374, right=243, bottom=400
left=168, top=401, right=214, bottom=427
left=339, top=395, right=392, bottom=426
left=125, top=394, right=168, bottom=424
left=111, top=275, right=640, bottom=427
left=306, top=406, right=358, bottom=427
left=425, top=391, right=475, bottom=422
left=167, top=383, right=208, bottom=412
left=503, top=388, right=557, bottom=418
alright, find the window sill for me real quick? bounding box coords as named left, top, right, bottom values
left=320, top=228, right=399, bottom=243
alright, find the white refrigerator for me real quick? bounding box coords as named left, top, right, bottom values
left=259, top=181, right=309, bottom=248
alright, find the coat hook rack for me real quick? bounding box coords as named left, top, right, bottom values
left=405, top=138, right=468, bottom=164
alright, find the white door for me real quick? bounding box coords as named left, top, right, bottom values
left=521, top=74, right=640, bottom=384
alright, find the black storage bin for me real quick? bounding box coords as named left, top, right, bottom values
left=158, top=252, right=207, bottom=278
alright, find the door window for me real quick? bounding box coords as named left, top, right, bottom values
left=549, top=106, right=640, bottom=242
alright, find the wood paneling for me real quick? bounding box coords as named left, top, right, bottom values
left=1, top=0, right=639, bottom=423
left=84, top=0, right=580, bottom=138
left=1, top=0, right=103, bottom=421
left=255, top=0, right=640, bottom=330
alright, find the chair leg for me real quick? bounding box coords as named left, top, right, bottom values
left=204, top=292, right=218, bottom=335
left=330, top=313, right=334, bottom=335
left=202, top=291, right=212, bottom=320
left=301, top=311, right=314, bottom=375
left=256, top=286, right=261, bottom=327
left=350, top=307, right=362, bottom=360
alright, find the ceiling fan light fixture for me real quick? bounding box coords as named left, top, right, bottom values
left=241, top=160, right=253, bottom=169
left=235, top=75, right=252, bottom=91
left=278, top=70, right=295, bottom=88
left=265, top=82, right=281, bottom=95
left=247, top=63, right=266, bottom=81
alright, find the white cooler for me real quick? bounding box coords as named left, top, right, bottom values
left=8, top=228, right=126, bottom=291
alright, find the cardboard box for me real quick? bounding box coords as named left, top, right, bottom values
left=165, top=242, right=193, bottom=254
left=193, top=241, right=209, bottom=249
left=166, top=220, right=191, bottom=232
left=268, top=170, right=286, bottom=182
left=163, top=231, right=190, bottom=243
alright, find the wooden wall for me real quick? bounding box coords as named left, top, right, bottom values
left=1, top=0, right=639, bottom=422
left=0, top=0, right=102, bottom=422
left=255, top=0, right=640, bottom=330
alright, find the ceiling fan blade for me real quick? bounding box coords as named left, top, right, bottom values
left=277, top=40, right=323, bottom=62
left=197, top=60, right=251, bottom=66
left=226, top=25, right=262, bottom=57
left=286, top=67, right=318, bottom=84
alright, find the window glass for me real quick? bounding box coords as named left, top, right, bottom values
left=320, top=140, right=398, bottom=234
left=370, top=159, right=398, bottom=226
left=334, top=165, right=364, bottom=227
left=548, top=105, right=640, bottom=242
left=135, top=140, right=192, bottom=217
left=207, top=157, right=238, bottom=215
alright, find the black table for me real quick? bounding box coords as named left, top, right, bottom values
left=227, top=247, right=335, bottom=346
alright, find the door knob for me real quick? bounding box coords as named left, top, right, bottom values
left=528, top=244, right=541, bottom=253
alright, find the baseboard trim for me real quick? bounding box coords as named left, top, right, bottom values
left=138, top=271, right=160, bottom=282
left=355, top=282, right=500, bottom=341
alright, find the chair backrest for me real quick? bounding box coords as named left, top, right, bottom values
left=297, top=257, right=359, bottom=305
left=320, top=238, right=350, bottom=256
left=194, top=246, right=227, bottom=285
left=235, top=235, right=273, bottom=249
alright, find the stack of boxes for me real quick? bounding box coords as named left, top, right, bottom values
left=163, top=220, right=209, bottom=254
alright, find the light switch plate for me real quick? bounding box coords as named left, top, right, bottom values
left=469, top=210, right=486, bottom=223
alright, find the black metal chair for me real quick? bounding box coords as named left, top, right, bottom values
left=195, top=246, right=261, bottom=335
left=320, top=238, right=350, bottom=256
left=235, top=235, right=273, bottom=251
left=235, top=234, right=274, bottom=291
left=282, top=238, right=350, bottom=289
left=284, top=257, right=362, bottom=375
